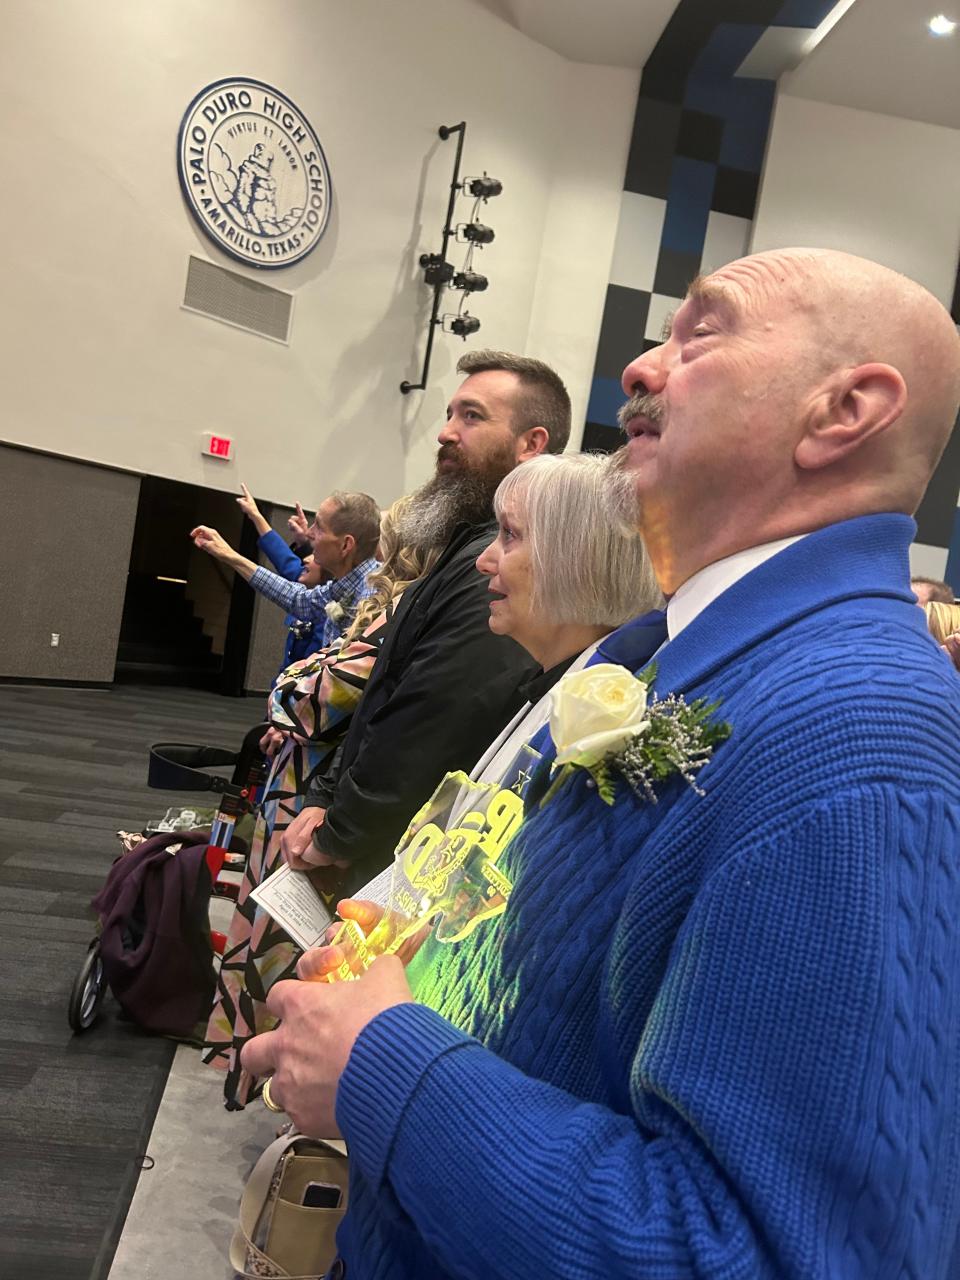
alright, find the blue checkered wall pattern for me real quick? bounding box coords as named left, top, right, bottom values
left=585, top=0, right=960, bottom=585
left=583, top=0, right=838, bottom=455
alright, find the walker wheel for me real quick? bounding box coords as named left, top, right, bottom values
left=67, top=940, right=107, bottom=1033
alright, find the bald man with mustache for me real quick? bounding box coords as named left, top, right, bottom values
left=243, top=250, right=960, bottom=1280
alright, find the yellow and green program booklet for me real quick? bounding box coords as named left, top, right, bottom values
left=326, top=743, right=541, bottom=981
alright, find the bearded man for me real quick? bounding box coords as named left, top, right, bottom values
left=279, top=349, right=570, bottom=888
left=247, top=250, right=960, bottom=1280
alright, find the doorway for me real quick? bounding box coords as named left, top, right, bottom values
left=114, top=476, right=259, bottom=694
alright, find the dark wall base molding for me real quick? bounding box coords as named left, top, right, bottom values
left=0, top=675, right=113, bottom=690
left=0, top=675, right=270, bottom=703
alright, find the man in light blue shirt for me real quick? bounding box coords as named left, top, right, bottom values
left=191, top=489, right=381, bottom=651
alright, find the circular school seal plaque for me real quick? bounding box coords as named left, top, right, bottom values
left=177, top=77, right=332, bottom=269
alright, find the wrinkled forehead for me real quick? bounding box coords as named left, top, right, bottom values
left=696, top=251, right=819, bottom=319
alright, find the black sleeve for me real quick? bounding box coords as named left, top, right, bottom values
left=314, top=562, right=537, bottom=883
left=301, top=741, right=341, bottom=811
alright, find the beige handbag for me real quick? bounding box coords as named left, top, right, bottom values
left=230, top=1131, right=349, bottom=1279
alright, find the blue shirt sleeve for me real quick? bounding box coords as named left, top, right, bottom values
left=258, top=529, right=305, bottom=582
left=250, top=566, right=336, bottom=620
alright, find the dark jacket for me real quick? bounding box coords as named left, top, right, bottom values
left=304, top=520, right=539, bottom=891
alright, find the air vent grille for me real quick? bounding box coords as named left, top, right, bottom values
left=182, top=255, right=293, bottom=343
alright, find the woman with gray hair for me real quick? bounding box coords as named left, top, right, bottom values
left=469, top=451, right=661, bottom=781
left=315, top=452, right=661, bottom=958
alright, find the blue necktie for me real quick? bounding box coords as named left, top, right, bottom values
left=523, top=609, right=669, bottom=812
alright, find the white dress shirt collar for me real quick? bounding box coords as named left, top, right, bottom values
left=666, top=536, right=807, bottom=641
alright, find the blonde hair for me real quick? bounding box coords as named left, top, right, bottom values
left=924, top=601, right=960, bottom=645
left=492, top=454, right=662, bottom=627
left=340, top=496, right=442, bottom=644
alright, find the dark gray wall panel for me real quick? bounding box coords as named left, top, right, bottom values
left=0, top=446, right=140, bottom=681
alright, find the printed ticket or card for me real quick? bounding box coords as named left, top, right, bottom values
left=147, top=805, right=218, bottom=833
left=253, top=744, right=542, bottom=972
left=248, top=864, right=336, bottom=952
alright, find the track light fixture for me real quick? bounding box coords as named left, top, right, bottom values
left=443, top=313, right=481, bottom=339
left=419, top=253, right=455, bottom=286
left=462, top=174, right=503, bottom=200
left=401, top=122, right=502, bottom=394
left=453, top=271, right=488, bottom=293
left=457, top=222, right=495, bottom=245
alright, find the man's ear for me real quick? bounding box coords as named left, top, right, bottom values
left=795, top=363, right=907, bottom=471
left=515, top=425, right=550, bottom=461
left=341, top=532, right=357, bottom=559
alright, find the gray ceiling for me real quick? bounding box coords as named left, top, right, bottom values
left=469, top=0, right=960, bottom=131
left=783, top=0, right=960, bottom=131
left=467, top=0, right=678, bottom=70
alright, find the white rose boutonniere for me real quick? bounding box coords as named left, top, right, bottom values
left=545, top=662, right=732, bottom=807
left=324, top=600, right=346, bottom=624
left=550, top=664, right=650, bottom=768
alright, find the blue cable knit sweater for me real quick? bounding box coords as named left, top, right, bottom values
left=335, top=514, right=960, bottom=1280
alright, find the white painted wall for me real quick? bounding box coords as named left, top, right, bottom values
left=752, top=91, right=960, bottom=308
left=0, top=0, right=636, bottom=508
left=518, top=59, right=637, bottom=455
left=753, top=89, right=960, bottom=580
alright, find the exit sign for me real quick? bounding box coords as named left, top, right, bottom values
left=202, top=433, right=233, bottom=461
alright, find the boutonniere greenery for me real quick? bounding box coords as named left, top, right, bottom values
left=547, top=663, right=731, bottom=806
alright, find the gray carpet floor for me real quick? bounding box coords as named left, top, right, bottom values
left=0, top=683, right=262, bottom=1280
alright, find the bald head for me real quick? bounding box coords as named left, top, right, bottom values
left=720, top=248, right=960, bottom=512
left=612, top=247, right=960, bottom=593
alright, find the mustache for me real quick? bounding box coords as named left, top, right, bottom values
left=617, top=392, right=664, bottom=434
left=437, top=442, right=464, bottom=466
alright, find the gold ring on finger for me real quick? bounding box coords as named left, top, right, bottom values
left=262, top=1076, right=284, bottom=1114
